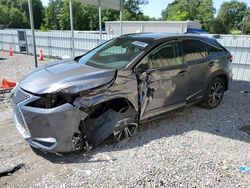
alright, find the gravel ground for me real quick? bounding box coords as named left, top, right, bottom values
left=0, top=51, right=250, bottom=188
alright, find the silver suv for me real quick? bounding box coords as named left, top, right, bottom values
left=11, top=33, right=232, bottom=153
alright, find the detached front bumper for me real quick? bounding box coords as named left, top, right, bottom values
left=11, top=87, right=86, bottom=153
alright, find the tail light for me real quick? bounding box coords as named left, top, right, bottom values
left=227, top=54, right=233, bottom=62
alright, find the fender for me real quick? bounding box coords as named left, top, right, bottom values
left=205, top=69, right=229, bottom=90
left=75, top=94, right=138, bottom=112
left=74, top=70, right=139, bottom=112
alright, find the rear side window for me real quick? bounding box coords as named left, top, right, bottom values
left=148, top=42, right=182, bottom=69
left=202, top=42, right=224, bottom=55
left=182, top=39, right=208, bottom=62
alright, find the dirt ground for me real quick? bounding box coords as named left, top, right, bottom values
left=0, top=51, right=250, bottom=188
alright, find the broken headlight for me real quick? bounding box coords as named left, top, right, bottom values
left=27, top=94, right=75, bottom=109
left=60, top=82, right=110, bottom=94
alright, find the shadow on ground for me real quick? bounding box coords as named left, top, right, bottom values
left=33, top=80, right=250, bottom=164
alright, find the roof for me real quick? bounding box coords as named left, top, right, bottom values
left=76, top=0, right=123, bottom=11
left=121, top=33, right=213, bottom=41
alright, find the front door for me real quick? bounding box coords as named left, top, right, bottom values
left=136, top=41, right=190, bottom=121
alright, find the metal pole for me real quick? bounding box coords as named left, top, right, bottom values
left=120, top=0, right=123, bottom=35
left=28, top=0, right=38, bottom=67
left=98, top=0, right=102, bottom=44
left=241, top=17, right=245, bottom=35
left=69, top=0, right=75, bottom=57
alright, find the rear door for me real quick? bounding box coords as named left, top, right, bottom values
left=136, top=40, right=190, bottom=120
left=182, top=39, right=210, bottom=103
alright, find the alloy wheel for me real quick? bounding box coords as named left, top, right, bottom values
left=113, top=123, right=138, bottom=141
left=208, top=81, right=224, bottom=108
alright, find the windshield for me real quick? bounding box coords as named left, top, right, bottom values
left=78, top=37, right=152, bottom=69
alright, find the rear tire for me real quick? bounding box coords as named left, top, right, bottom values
left=201, top=77, right=225, bottom=109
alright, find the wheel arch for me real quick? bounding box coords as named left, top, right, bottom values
left=88, top=96, right=138, bottom=114
left=217, top=74, right=229, bottom=91
left=206, top=70, right=229, bottom=91
left=73, top=96, right=138, bottom=149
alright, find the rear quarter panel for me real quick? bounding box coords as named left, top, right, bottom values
left=204, top=51, right=232, bottom=91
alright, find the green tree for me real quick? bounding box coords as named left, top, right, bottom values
left=8, top=7, right=28, bottom=28
left=43, top=0, right=63, bottom=30
left=0, top=0, right=43, bottom=29
left=43, top=0, right=151, bottom=30
left=124, top=0, right=148, bottom=15
left=244, top=20, right=250, bottom=34
left=124, top=0, right=149, bottom=20
left=162, top=1, right=189, bottom=21
left=197, top=0, right=215, bottom=32
left=0, top=0, right=19, bottom=8
left=211, top=18, right=227, bottom=34
left=213, top=0, right=248, bottom=34
left=103, top=8, right=119, bottom=22
left=19, top=0, right=44, bottom=29
left=86, top=5, right=99, bottom=30
left=161, top=0, right=215, bottom=32
left=0, top=5, right=9, bottom=26
left=59, top=1, right=95, bottom=30
left=243, top=7, right=250, bottom=34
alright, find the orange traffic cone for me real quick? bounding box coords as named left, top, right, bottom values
left=1, top=79, right=16, bottom=89
left=9, top=47, right=13, bottom=56
left=39, top=49, right=44, bottom=61
left=6, top=80, right=16, bottom=88
left=1, top=79, right=8, bottom=89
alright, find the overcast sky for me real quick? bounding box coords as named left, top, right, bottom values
left=41, top=0, right=250, bottom=18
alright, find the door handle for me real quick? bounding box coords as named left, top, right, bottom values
left=209, top=61, right=215, bottom=66
left=178, top=70, right=187, bottom=76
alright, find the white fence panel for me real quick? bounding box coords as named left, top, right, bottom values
left=218, top=35, right=250, bottom=81
left=0, top=29, right=117, bottom=58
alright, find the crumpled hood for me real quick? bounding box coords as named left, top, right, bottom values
left=19, top=59, right=116, bottom=94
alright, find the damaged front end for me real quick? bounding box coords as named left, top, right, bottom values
left=11, top=87, right=87, bottom=153
left=71, top=71, right=139, bottom=152
left=11, top=70, right=139, bottom=153
left=75, top=98, right=137, bottom=150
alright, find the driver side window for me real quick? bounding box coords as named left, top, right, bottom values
left=149, top=42, right=182, bottom=69
left=136, top=41, right=182, bottom=72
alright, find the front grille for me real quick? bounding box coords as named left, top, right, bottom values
left=14, top=105, right=25, bottom=127
left=12, top=89, right=30, bottom=105
left=13, top=104, right=30, bottom=138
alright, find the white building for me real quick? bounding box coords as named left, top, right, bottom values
left=105, top=21, right=202, bottom=35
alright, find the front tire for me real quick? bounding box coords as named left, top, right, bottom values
left=201, top=77, right=225, bottom=109
left=80, top=100, right=137, bottom=148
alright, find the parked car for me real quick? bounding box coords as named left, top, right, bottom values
left=10, top=33, right=232, bottom=153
